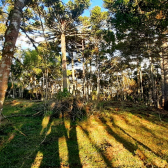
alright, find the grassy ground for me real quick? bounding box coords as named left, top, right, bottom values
left=0, top=99, right=168, bottom=168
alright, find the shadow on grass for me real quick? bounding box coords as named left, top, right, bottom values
left=79, top=125, right=114, bottom=168
left=33, top=98, right=84, bottom=168
left=126, top=104, right=168, bottom=125
left=39, top=121, right=61, bottom=168
left=64, top=120, right=82, bottom=168
left=99, top=116, right=163, bottom=159
left=0, top=99, right=84, bottom=167
left=99, top=117, right=137, bottom=155
left=33, top=114, right=83, bottom=167
left=0, top=116, right=42, bottom=167
left=0, top=101, right=45, bottom=167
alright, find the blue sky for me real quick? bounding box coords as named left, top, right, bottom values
left=16, top=0, right=106, bottom=49
left=63, top=0, right=106, bottom=17
left=82, top=0, right=106, bottom=16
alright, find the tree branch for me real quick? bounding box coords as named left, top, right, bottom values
left=20, top=27, right=38, bottom=52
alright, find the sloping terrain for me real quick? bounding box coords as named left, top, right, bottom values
left=0, top=100, right=168, bottom=168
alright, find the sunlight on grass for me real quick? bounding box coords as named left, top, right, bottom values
left=46, top=120, right=56, bottom=135
left=103, top=112, right=168, bottom=167
left=77, top=126, right=107, bottom=167
left=58, top=136, right=69, bottom=167
left=40, top=116, right=50, bottom=135
left=54, top=113, right=168, bottom=167
left=11, top=101, right=21, bottom=106
left=31, top=151, right=43, bottom=168
left=78, top=116, right=145, bottom=167
left=1, top=100, right=168, bottom=168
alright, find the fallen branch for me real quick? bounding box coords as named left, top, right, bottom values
left=32, top=111, right=43, bottom=116
left=13, top=126, right=27, bottom=137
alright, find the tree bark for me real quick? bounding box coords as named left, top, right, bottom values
left=0, top=0, right=26, bottom=122
left=45, top=69, right=48, bottom=100
left=71, top=52, right=75, bottom=96
left=82, top=56, right=86, bottom=97
left=137, top=60, right=141, bottom=101
left=162, top=48, right=168, bottom=110
left=82, top=40, right=86, bottom=98
left=139, top=67, right=143, bottom=100
left=61, top=30, right=67, bottom=89
left=148, top=57, right=153, bottom=106
left=89, top=59, right=92, bottom=97
left=86, top=62, right=88, bottom=101
left=161, top=53, right=165, bottom=107
left=96, top=55, right=100, bottom=100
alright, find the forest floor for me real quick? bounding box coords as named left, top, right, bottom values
left=0, top=99, right=168, bottom=168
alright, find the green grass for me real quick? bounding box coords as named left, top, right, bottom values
left=0, top=99, right=168, bottom=168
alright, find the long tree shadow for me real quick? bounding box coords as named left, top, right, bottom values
left=62, top=98, right=83, bottom=168
left=123, top=111, right=168, bottom=143
left=40, top=98, right=83, bottom=168
left=79, top=124, right=114, bottom=168
left=0, top=102, right=45, bottom=168
left=109, top=116, right=166, bottom=158
left=1, top=100, right=65, bottom=168
left=99, top=117, right=137, bottom=154
left=64, top=119, right=82, bottom=168
left=1, top=99, right=96, bottom=167
left=39, top=119, right=61, bottom=168
left=99, top=116, right=162, bottom=159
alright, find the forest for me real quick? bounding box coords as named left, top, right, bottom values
left=0, top=0, right=168, bottom=167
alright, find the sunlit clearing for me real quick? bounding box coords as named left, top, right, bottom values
left=40, top=116, right=50, bottom=135
left=2, top=100, right=168, bottom=168
left=58, top=136, right=69, bottom=167
left=31, top=151, right=43, bottom=168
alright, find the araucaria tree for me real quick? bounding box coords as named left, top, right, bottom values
left=44, top=0, right=90, bottom=89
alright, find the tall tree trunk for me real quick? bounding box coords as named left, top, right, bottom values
left=86, top=62, right=88, bottom=101
left=156, top=67, right=160, bottom=108
left=139, top=67, right=143, bottom=100
left=83, top=56, right=86, bottom=98
left=149, top=57, right=156, bottom=106
left=97, top=55, right=100, bottom=100
left=89, top=59, right=92, bottom=97
left=161, top=53, right=165, bottom=107
left=45, top=69, right=48, bottom=100
left=61, top=30, right=67, bottom=89
left=122, top=73, right=126, bottom=101
left=75, top=74, right=78, bottom=96
left=0, top=0, right=26, bottom=122
left=162, top=47, right=168, bottom=110
left=71, top=52, right=75, bottom=96
left=21, top=86, right=24, bottom=98
left=148, top=57, right=153, bottom=105
left=137, top=60, right=141, bottom=101
left=116, top=72, right=119, bottom=100
left=12, top=82, right=15, bottom=99
left=41, top=73, right=45, bottom=100
left=82, top=40, right=86, bottom=98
